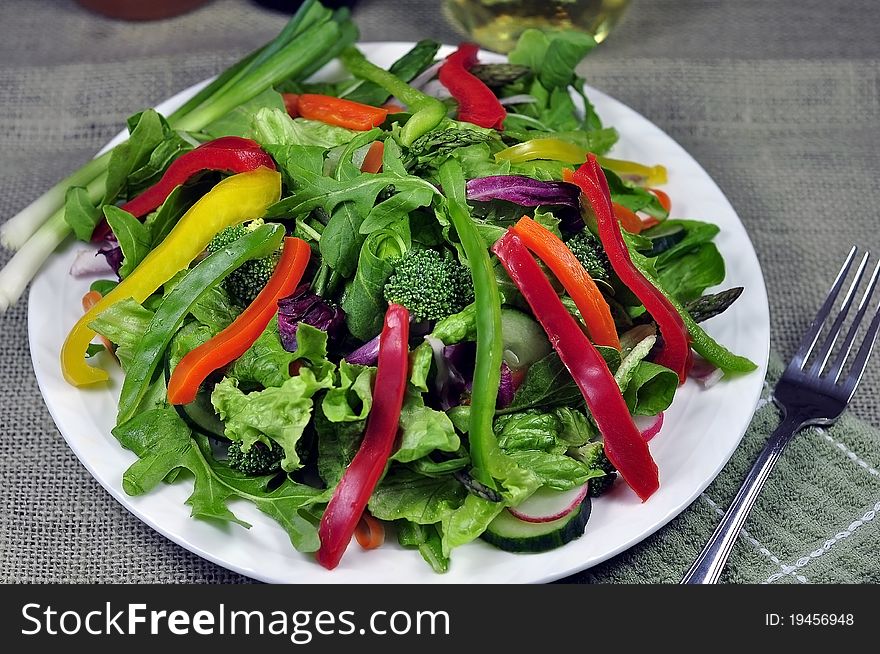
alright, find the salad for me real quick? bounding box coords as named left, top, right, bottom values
left=0, top=0, right=756, bottom=573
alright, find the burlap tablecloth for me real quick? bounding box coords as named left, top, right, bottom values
left=1, top=0, right=878, bottom=583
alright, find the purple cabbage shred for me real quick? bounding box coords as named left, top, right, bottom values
left=277, top=284, right=345, bottom=352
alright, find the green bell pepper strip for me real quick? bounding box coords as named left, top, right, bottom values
left=340, top=46, right=447, bottom=146
left=438, top=159, right=503, bottom=486
left=114, top=223, right=285, bottom=423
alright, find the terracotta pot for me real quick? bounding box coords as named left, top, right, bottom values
left=76, top=0, right=212, bottom=21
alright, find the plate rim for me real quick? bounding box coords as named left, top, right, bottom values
left=27, top=41, right=770, bottom=584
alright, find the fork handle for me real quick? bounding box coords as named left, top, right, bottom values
left=680, top=411, right=805, bottom=584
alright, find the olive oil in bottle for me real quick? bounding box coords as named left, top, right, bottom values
left=443, top=0, right=630, bottom=53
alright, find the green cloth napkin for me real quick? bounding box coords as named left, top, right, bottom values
left=567, top=356, right=880, bottom=584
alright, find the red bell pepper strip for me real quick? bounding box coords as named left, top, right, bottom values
left=282, top=93, right=300, bottom=117
left=317, top=304, right=410, bottom=570
left=568, top=155, right=692, bottom=383
left=438, top=43, right=506, bottom=130
left=296, top=93, right=390, bottom=131
left=493, top=231, right=659, bottom=501
left=511, top=216, right=620, bottom=350
left=91, top=136, right=276, bottom=242
left=360, top=141, right=385, bottom=174
left=166, top=237, right=310, bottom=405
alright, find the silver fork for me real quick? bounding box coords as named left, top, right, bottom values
left=681, top=245, right=880, bottom=584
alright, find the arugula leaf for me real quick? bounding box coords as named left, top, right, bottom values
left=266, top=141, right=438, bottom=220
left=103, top=206, right=150, bottom=279
left=368, top=468, right=466, bottom=524
left=508, top=29, right=596, bottom=90
left=340, top=229, right=408, bottom=341
left=623, top=361, right=678, bottom=415
left=658, top=242, right=726, bottom=302
left=63, top=186, right=102, bottom=242
left=125, top=133, right=193, bottom=196
left=104, top=110, right=172, bottom=205
left=501, top=351, right=584, bottom=413
left=112, top=407, right=324, bottom=551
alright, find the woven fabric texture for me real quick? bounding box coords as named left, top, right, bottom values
left=0, top=0, right=878, bottom=583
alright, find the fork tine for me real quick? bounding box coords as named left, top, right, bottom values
left=788, top=245, right=859, bottom=371
left=842, top=303, right=880, bottom=401
left=808, top=252, right=871, bottom=377
left=826, top=258, right=880, bottom=382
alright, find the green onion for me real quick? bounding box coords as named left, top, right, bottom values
left=0, top=0, right=355, bottom=312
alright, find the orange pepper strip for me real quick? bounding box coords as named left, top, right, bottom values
left=612, top=202, right=644, bottom=234
left=360, top=141, right=385, bottom=174
left=167, top=237, right=311, bottom=405
left=296, top=93, right=389, bottom=131
left=648, top=188, right=671, bottom=213
left=511, top=216, right=620, bottom=350
left=354, top=512, right=386, bottom=550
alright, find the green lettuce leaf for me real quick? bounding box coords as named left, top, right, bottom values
left=321, top=360, right=375, bottom=422
left=254, top=108, right=359, bottom=148
left=368, top=468, right=466, bottom=524
left=391, top=388, right=460, bottom=463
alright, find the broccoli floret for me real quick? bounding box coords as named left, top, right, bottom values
left=570, top=441, right=617, bottom=497
left=565, top=229, right=611, bottom=283
left=207, top=219, right=280, bottom=306
left=384, top=249, right=474, bottom=322
left=226, top=439, right=284, bottom=476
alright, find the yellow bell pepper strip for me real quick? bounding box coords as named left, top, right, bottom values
left=595, top=155, right=667, bottom=186
left=61, top=168, right=281, bottom=386
left=495, top=138, right=586, bottom=164
left=117, top=223, right=286, bottom=423
left=511, top=216, right=620, bottom=350
left=494, top=139, right=668, bottom=186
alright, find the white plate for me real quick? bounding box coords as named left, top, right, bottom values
left=28, top=42, right=770, bottom=583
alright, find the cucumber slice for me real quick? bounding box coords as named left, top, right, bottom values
left=178, top=390, right=227, bottom=439
left=501, top=308, right=551, bottom=369
left=481, top=495, right=592, bottom=553
left=163, top=355, right=226, bottom=439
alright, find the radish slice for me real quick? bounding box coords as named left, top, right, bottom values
left=69, top=248, right=114, bottom=277
left=508, top=484, right=589, bottom=524
left=689, top=354, right=725, bottom=389
left=633, top=412, right=664, bottom=441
